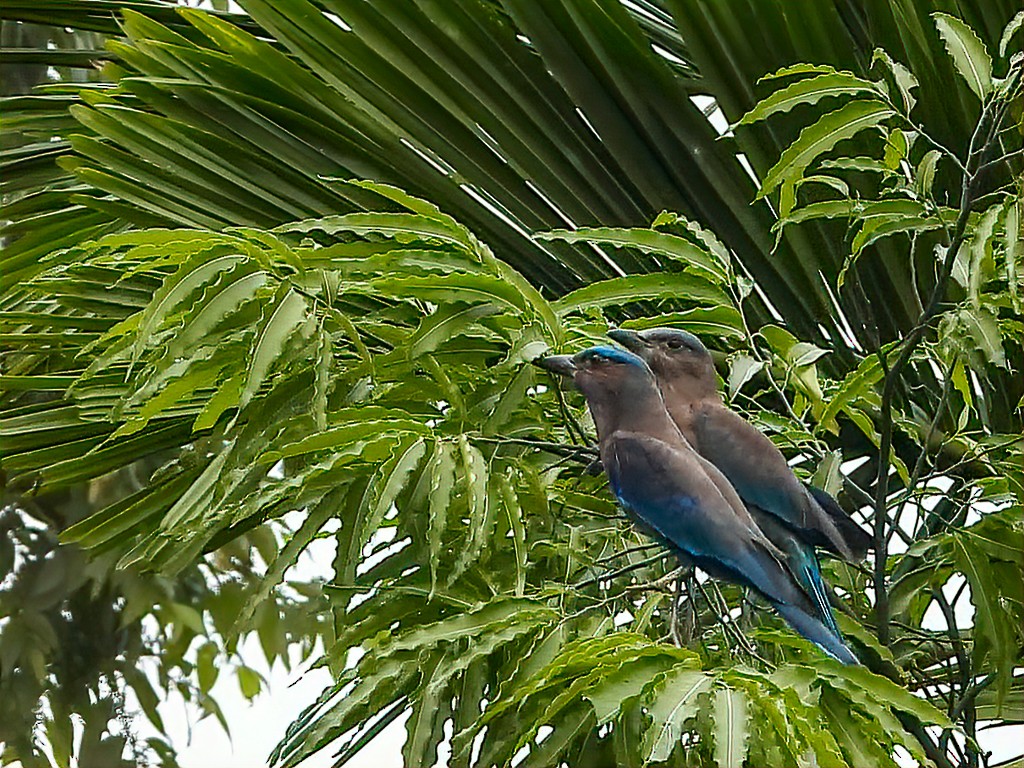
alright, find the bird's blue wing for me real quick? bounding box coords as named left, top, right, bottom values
left=605, top=434, right=802, bottom=604
left=604, top=432, right=858, bottom=664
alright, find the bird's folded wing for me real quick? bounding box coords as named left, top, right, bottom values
left=693, top=404, right=854, bottom=558
left=604, top=432, right=798, bottom=606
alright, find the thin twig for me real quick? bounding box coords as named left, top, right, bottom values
left=870, top=75, right=1010, bottom=644
left=470, top=435, right=597, bottom=460
left=573, top=552, right=669, bottom=590
left=595, top=542, right=662, bottom=566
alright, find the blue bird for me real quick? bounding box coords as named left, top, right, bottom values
left=607, top=328, right=871, bottom=561
left=536, top=346, right=859, bottom=664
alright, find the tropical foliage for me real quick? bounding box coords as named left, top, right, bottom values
left=2, top=2, right=1022, bottom=768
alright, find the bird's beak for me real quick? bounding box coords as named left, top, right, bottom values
left=533, top=354, right=577, bottom=377
left=607, top=328, right=646, bottom=352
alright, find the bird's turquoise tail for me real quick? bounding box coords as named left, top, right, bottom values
left=772, top=600, right=859, bottom=665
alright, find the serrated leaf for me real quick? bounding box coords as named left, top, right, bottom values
left=238, top=286, right=311, bottom=412
left=1000, top=10, right=1024, bottom=57
left=370, top=273, right=530, bottom=316
left=967, top=202, right=1002, bottom=303
left=402, top=654, right=451, bottom=768
left=1003, top=200, right=1021, bottom=313
left=915, top=149, right=942, bottom=197
left=261, top=419, right=429, bottom=462
left=818, top=353, right=883, bottom=434
left=851, top=214, right=942, bottom=255
left=498, top=472, right=528, bottom=598
left=353, top=437, right=428, bottom=563
left=933, top=13, right=993, bottom=101
left=520, top=705, right=593, bottom=767
left=408, top=302, right=502, bottom=358
left=583, top=653, right=686, bottom=727
left=554, top=273, right=731, bottom=315
left=642, top=668, right=712, bottom=764
left=758, top=63, right=841, bottom=81
left=538, top=226, right=728, bottom=282
left=426, top=440, right=457, bottom=596
left=448, top=436, right=491, bottom=585
left=810, top=450, right=844, bottom=496
left=871, top=48, right=919, bottom=113
left=757, top=101, right=894, bottom=199
left=798, top=174, right=850, bottom=197
left=130, top=253, right=247, bottom=365
left=280, top=212, right=476, bottom=253
left=738, top=72, right=879, bottom=126
left=821, top=664, right=953, bottom=729
left=312, top=326, right=331, bottom=432
left=713, top=687, right=748, bottom=768
left=773, top=200, right=860, bottom=231
left=620, top=306, right=745, bottom=339
left=957, top=306, right=1006, bottom=367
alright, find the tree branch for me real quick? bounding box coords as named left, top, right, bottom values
left=870, top=73, right=1012, bottom=643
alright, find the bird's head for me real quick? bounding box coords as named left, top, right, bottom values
left=536, top=343, right=658, bottom=406
left=607, top=327, right=717, bottom=398
left=534, top=345, right=676, bottom=440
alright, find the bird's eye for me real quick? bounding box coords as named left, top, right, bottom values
left=667, top=338, right=684, bottom=350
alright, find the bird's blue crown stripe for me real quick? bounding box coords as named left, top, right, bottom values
left=577, top=345, right=647, bottom=367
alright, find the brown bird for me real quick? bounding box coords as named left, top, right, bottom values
left=607, top=326, right=871, bottom=562
left=536, top=346, right=859, bottom=664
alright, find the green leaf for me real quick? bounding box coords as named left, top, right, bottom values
left=620, top=307, right=745, bottom=340
left=758, top=63, right=842, bottom=81
left=713, top=686, right=749, bottom=768
left=757, top=101, right=895, bottom=199
left=642, top=668, right=712, bottom=764
left=197, top=641, right=219, bottom=693
left=130, top=252, right=247, bottom=365
left=957, top=306, right=1006, bottom=367
left=408, top=303, right=503, bottom=359
left=915, top=149, right=942, bottom=198
left=933, top=13, right=993, bottom=101
left=582, top=653, right=690, bottom=727
left=538, top=226, right=728, bottom=282
left=821, top=665, right=953, bottom=729
left=1004, top=200, right=1021, bottom=314
left=728, top=354, right=764, bottom=401
left=237, top=665, right=262, bottom=701
left=370, top=273, right=531, bottom=316
left=871, top=48, right=919, bottom=113
left=448, top=437, right=493, bottom=585
left=232, top=489, right=341, bottom=636
left=851, top=214, right=942, bottom=255
left=261, top=419, right=429, bottom=462
left=358, top=437, right=428, bottom=561
left=402, top=654, right=452, bottom=768
left=999, top=10, right=1024, bottom=57
left=773, top=200, right=860, bottom=231
left=737, top=72, right=880, bottom=125
left=554, top=273, right=731, bottom=315
left=425, top=440, right=457, bottom=596
left=238, top=286, right=311, bottom=412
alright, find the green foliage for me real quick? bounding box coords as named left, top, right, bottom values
left=2, top=2, right=1023, bottom=768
